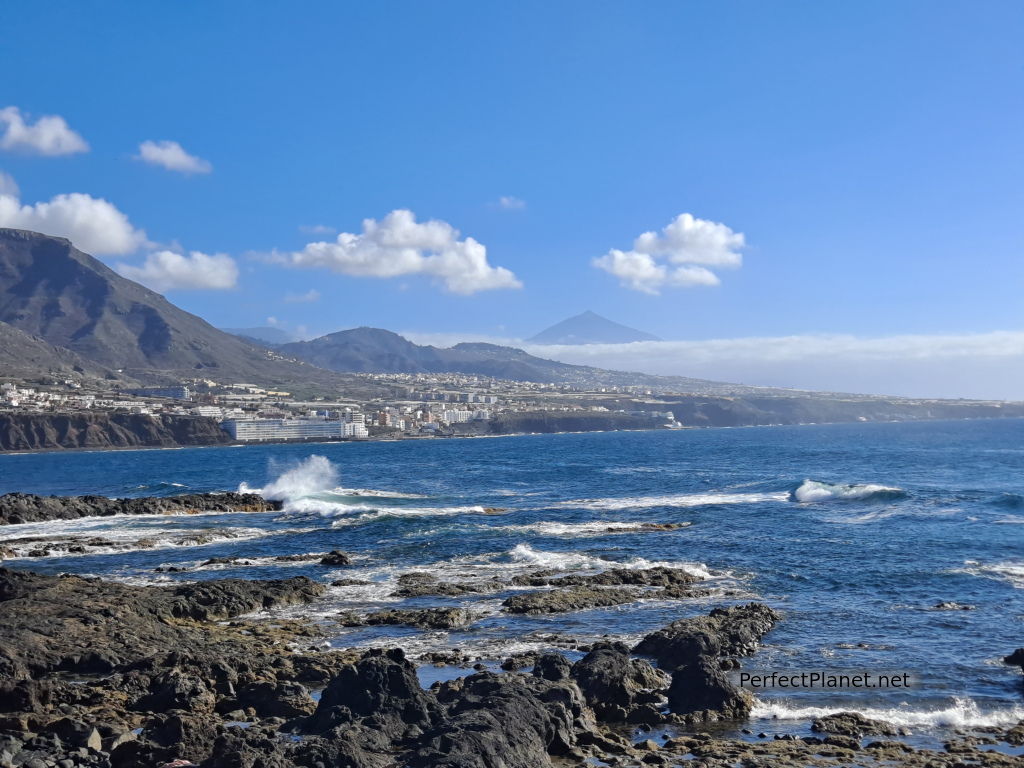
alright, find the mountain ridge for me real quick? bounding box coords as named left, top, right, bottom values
left=0, top=229, right=382, bottom=394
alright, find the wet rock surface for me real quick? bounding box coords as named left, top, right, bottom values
left=338, top=607, right=477, bottom=630
left=812, top=712, right=899, bottom=737
left=633, top=602, right=780, bottom=670
left=0, top=492, right=280, bottom=526
left=1, top=564, right=1017, bottom=767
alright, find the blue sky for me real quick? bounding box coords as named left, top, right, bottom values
left=1, top=2, right=1022, bottom=397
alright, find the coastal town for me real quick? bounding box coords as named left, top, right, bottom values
left=0, top=372, right=682, bottom=444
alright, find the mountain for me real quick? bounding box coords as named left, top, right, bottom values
left=527, top=310, right=661, bottom=345
left=221, top=327, right=295, bottom=346
left=0, top=320, right=120, bottom=381
left=278, top=327, right=589, bottom=383
left=0, top=229, right=384, bottom=394
left=278, top=327, right=747, bottom=393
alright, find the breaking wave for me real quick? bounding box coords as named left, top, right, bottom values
left=240, top=456, right=425, bottom=509
left=751, top=696, right=1024, bottom=729
left=507, top=544, right=717, bottom=580
left=791, top=480, right=906, bottom=503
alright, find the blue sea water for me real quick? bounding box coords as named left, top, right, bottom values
left=1, top=419, right=1023, bottom=739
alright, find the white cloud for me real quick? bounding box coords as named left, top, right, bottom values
left=116, top=250, right=238, bottom=292
left=284, top=289, right=321, bottom=303
left=498, top=196, right=526, bottom=210
left=0, top=107, right=89, bottom=156
left=0, top=171, right=18, bottom=198
left=0, top=179, right=148, bottom=255
left=136, top=140, right=212, bottom=174
left=279, top=209, right=522, bottom=295
left=300, top=224, right=337, bottom=235
left=521, top=332, right=1024, bottom=400
left=593, top=213, right=744, bottom=294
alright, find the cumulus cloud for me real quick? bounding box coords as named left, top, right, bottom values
left=284, top=289, right=321, bottom=303
left=498, top=196, right=526, bottom=210
left=0, top=179, right=148, bottom=255
left=593, top=213, right=744, bottom=294
left=278, top=209, right=522, bottom=295
left=0, top=107, right=89, bottom=156
left=116, top=250, right=238, bottom=292
left=136, top=140, right=212, bottom=174
left=0, top=171, right=18, bottom=198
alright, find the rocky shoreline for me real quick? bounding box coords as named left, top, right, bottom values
left=0, top=563, right=1022, bottom=768
left=2, top=492, right=1024, bottom=767
left=0, top=493, right=281, bottom=527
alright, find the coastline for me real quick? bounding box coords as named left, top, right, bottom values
left=2, top=413, right=1023, bottom=456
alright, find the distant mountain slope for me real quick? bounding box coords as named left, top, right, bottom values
left=0, top=229, right=379, bottom=391
left=278, top=327, right=743, bottom=392
left=221, top=327, right=295, bottom=346
left=0, top=320, right=120, bottom=381
left=528, top=310, right=661, bottom=344
left=279, top=327, right=587, bottom=383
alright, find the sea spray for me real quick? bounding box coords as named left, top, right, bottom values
left=243, top=455, right=339, bottom=502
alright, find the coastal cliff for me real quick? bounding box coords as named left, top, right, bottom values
left=0, top=413, right=233, bottom=452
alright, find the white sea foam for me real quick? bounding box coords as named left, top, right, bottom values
left=330, top=487, right=426, bottom=499
left=751, top=696, right=1024, bottom=729
left=559, top=491, right=788, bottom=512
left=326, top=505, right=498, bottom=527
left=508, top=543, right=607, bottom=570
left=792, top=479, right=904, bottom=503
left=954, top=560, right=1024, bottom=588
left=0, top=526, right=271, bottom=559
left=493, top=521, right=692, bottom=537
left=507, top=544, right=717, bottom=580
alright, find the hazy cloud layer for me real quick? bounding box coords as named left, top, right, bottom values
left=117, top=250, right=238, bottom=292
left=279, top=209, right=522, bottom=294
left=0, top=107, right=89, bottom=156
left=402, top=329, right=1024, bottom=400
left=524, top=332, right=1024, bottom=400
left=0, top=179, right=148, bottom=255
left=136, top=140, right=212, bottom=174
left=593, top=213, right=744, bottom=294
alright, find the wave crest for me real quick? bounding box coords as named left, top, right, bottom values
left=792, top=479, right=905, bottom=503
left=751, top=696, right=1024, bottom=728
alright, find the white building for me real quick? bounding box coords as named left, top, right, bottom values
left=222, top=418, right=368, bottom=442
left=442, top=410, right=474, bottom=423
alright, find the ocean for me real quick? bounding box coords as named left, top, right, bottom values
left=2, top=418, right=1022, bottom=743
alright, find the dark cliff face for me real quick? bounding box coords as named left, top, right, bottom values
left=0, top=413, right=233, bottom=452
